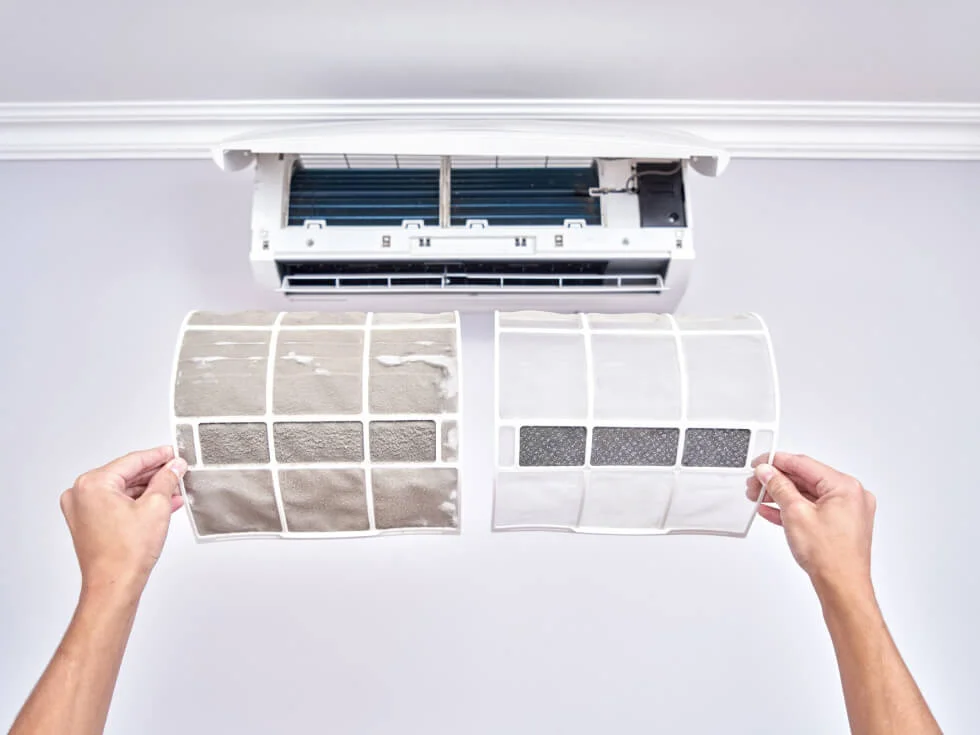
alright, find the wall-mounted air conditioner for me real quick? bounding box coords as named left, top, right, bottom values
left=215, top=119, right=728, bottom=311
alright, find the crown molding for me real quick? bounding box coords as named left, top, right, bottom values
left=1, top=99, right=979, bottom=162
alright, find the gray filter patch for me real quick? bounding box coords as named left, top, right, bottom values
left=175, top=424, right=197, bottom=466
left=681, top=428, right=751, bottom=468
left=370, top=421, right=437, bottom=463
left=372, top=313, right=455, bottom=326
left=274, top=330, right=364, bottom=415
left=278, top=469, right=369, bottom=532
left=174, top=330, right=270, bottom=417
left=590, top=427, right=679, bottom=466
left=274, top=422, right=363, bottom=463
left=519, top=426, right=587, bottom=466
left=279, top=312, right=366, bottom=326
left=187, top=310, right=279, bottom=326
left=369, top=329, right=458, bottom=414
left=199, top=423, right=270, bottom=465
left=372, top=468, right=458, bottom=529
left=184, top=470, right=281, bottom=535
left=441, top=421, right=458, bottom=462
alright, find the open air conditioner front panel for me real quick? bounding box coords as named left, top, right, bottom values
left=220, top=120, right=726, bottom=311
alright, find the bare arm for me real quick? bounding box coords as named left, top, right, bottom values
left=10, top=446, right=187, bottom=735
left=748, top=453, right=940, bottom=735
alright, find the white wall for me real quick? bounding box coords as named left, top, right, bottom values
left=0, top=159, right=977, bottom=733
left=2, top=0, right=980, bottom=102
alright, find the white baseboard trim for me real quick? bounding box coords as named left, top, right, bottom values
left=1, top=99, right=979, bottom=162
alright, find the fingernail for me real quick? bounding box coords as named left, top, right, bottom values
left=755, top=463, right=775, bottom=484
left=169, top=458, right=188, bottom=479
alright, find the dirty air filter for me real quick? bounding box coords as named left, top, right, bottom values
left=171, top=310, right=461, bottom=540
left=493, top=312, right=779, bottom=537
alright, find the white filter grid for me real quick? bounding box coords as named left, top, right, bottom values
left=170, top=311, right=203, bottom=539
left=189, top=462, right=462, bottom=472
left=657, top=314, right=689, bottom=530
left=265, top=312, right=290, bottom=532
left=435, top=417, right=442, bottom=462
left=741, top=311, right=782, bottom=536
left=175, top=413, right=454, bottom=424
left=497, top=465, right=752, bottom=476
left=492, top=311, right=779, bottom=537
left=172, top=311, right=462, bottom=542
left=191, top=423, right=203, bottom=473
left=181, top=323, right=457, bottom=332
left=492, top=513, right=751, bottom=538
left=453, top=312, right=465, bottom=531
left=575, top=313, right=596, bottom=526
left=496, top=327, right=768, bottom=338
left=362, top=312, right=376, bottom=530
left=495, top=419, right=771, bottom=430
left=189, top=526, right=462, bottom=542
left=490, top=525, right=747, bottom=538
left=491, top=311, right=502, bottom=527
left=182, top=324, right=458, bottom=334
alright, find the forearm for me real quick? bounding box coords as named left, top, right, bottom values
left=815, top=577, right=940, bottom=735
left=10, top=584, right=141, bottom=735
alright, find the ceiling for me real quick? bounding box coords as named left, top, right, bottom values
left=1, top=0, right=977, bottom=103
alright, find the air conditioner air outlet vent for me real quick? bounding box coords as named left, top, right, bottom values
left=277, top=259, right=669, bottom=294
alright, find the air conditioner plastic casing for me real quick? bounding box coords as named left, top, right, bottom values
left=216, top=119, right=729, bottom=312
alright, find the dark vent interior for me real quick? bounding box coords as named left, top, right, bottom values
left=288, top=167, right=600, bottom=227
left=278, top=259, right=669, bottom=291
left=636, top=162, right=686, bottom=227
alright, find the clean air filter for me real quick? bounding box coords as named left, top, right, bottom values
left=493, top=312, right=779, bottom=536
left=171, top=311, right=461, bottom=540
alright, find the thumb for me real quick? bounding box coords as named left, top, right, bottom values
left=754, top=463, right=803, bottom=510
left=139, top=458, right=187, bottom=508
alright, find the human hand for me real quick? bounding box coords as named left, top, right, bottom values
left=60, top=446, right=187, bottom=599
left=747, top=453, right=876, bottom=597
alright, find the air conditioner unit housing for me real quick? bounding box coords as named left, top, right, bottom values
left=216, top=119, right=728, bottom=312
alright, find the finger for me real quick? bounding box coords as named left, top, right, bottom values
left=101, top=446, right=174, bottom=483
left=129, top=462, right=169, bottom=486
left=747, top=484, right=816, bottom=504
left=125, top=481, right=160, bottom=500
left=124, top=483, right=150, bottom=499
left=769, top=452, right=848, bottom=497
left=757, top=504, right=783, bottom=526
left=745, top=480, right=771, bottom=503
left=123, top=460, right=177, bottom=497
left=171, top=494, right=185, bottom=513
left=746, top=476, right=817, bottom=504
left=59, top=489, right=73, bottom=520
left=139, top=458, right=187, bottom=506
left=121, top=465, right=169, bottom=498
left=754, top=464, right=803, bottom=509
left=751, top=454, right=829, bottom=499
